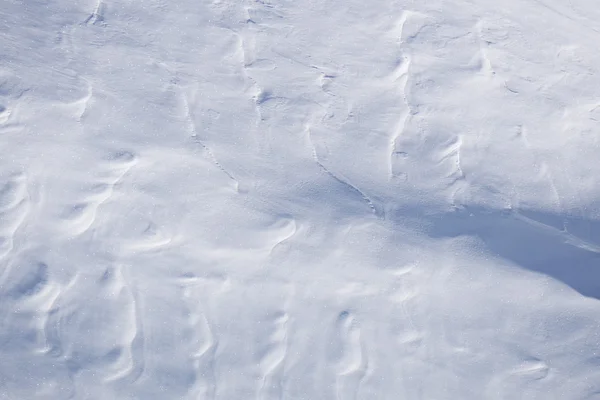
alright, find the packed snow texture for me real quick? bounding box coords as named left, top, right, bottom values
left=1, top=0, right=600, bottom=398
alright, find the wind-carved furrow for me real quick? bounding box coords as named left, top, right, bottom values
left=30, top=283, right=62, bottom=354
left=388, top=265, right=423, bottom=349
left=257, top=311, right=289, bottom=400
left=444, top=135, right=467, bottom=206
left=42, top=273, right=80, bottom=360
left=515, top=125, right=563, bottom=212
left=485, top=357, right=550, bottom=398
left=181, top=283, right=218, bottom=400
left=229, top=26, right=257, bottom=76
left=56, top=78, right=93, bottom=122
left=62, top=151, right=137, bottom=236
left=84, top=0, right=106, bottom=26
left=190, top=313, right=218, bottom=400
left=126, top=290, right=147, bottom=384
left=538, top=162, right=562, bottom=213
left=308, top=52, right=383, bottom=217
left=123, top=221, right=174, bottom=253
left=103, top=265, right=145, bottom=384
left=334, top=311, right=368, bottom=400
left=181, top=89, right=240, bottom=191
left=474, top=20, right=495, bottom=78
left=268, top=216, right=297, bottom=257
left=438, top=135, right=465, bottom=181
left=40, top=265, right=146, bottom=385
left=226, top=11, right=264, bottom=126
left=389, top=11, right=416, bottom=182
left=238, top=6, right=257, bottom=68
left=0, top=173, right=30, bottom=260
left=317, top=73, right=337, bottom=98
left=389, top=55, right=412, bottom=182
left=305, top=123, right=383, bottom=218
left=73, top=80, right=93, bottom=122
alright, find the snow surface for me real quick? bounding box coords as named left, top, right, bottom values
left=1, top=0, right=600, bottom=398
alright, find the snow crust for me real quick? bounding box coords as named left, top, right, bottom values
left=1, top=0, right=600, bottom=398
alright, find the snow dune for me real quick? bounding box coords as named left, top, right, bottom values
left=1, top=0, right=600, bottom=398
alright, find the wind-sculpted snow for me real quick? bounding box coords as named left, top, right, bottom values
left=1, top=0, right=600, bottom=398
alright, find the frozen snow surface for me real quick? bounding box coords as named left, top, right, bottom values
left=1, top=0, right=600, bottom=398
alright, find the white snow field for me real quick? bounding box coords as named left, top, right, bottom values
left=1, top=0, right=600, bottom=398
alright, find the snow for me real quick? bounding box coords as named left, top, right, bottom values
left=1, top=0, right=600, bottom=398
